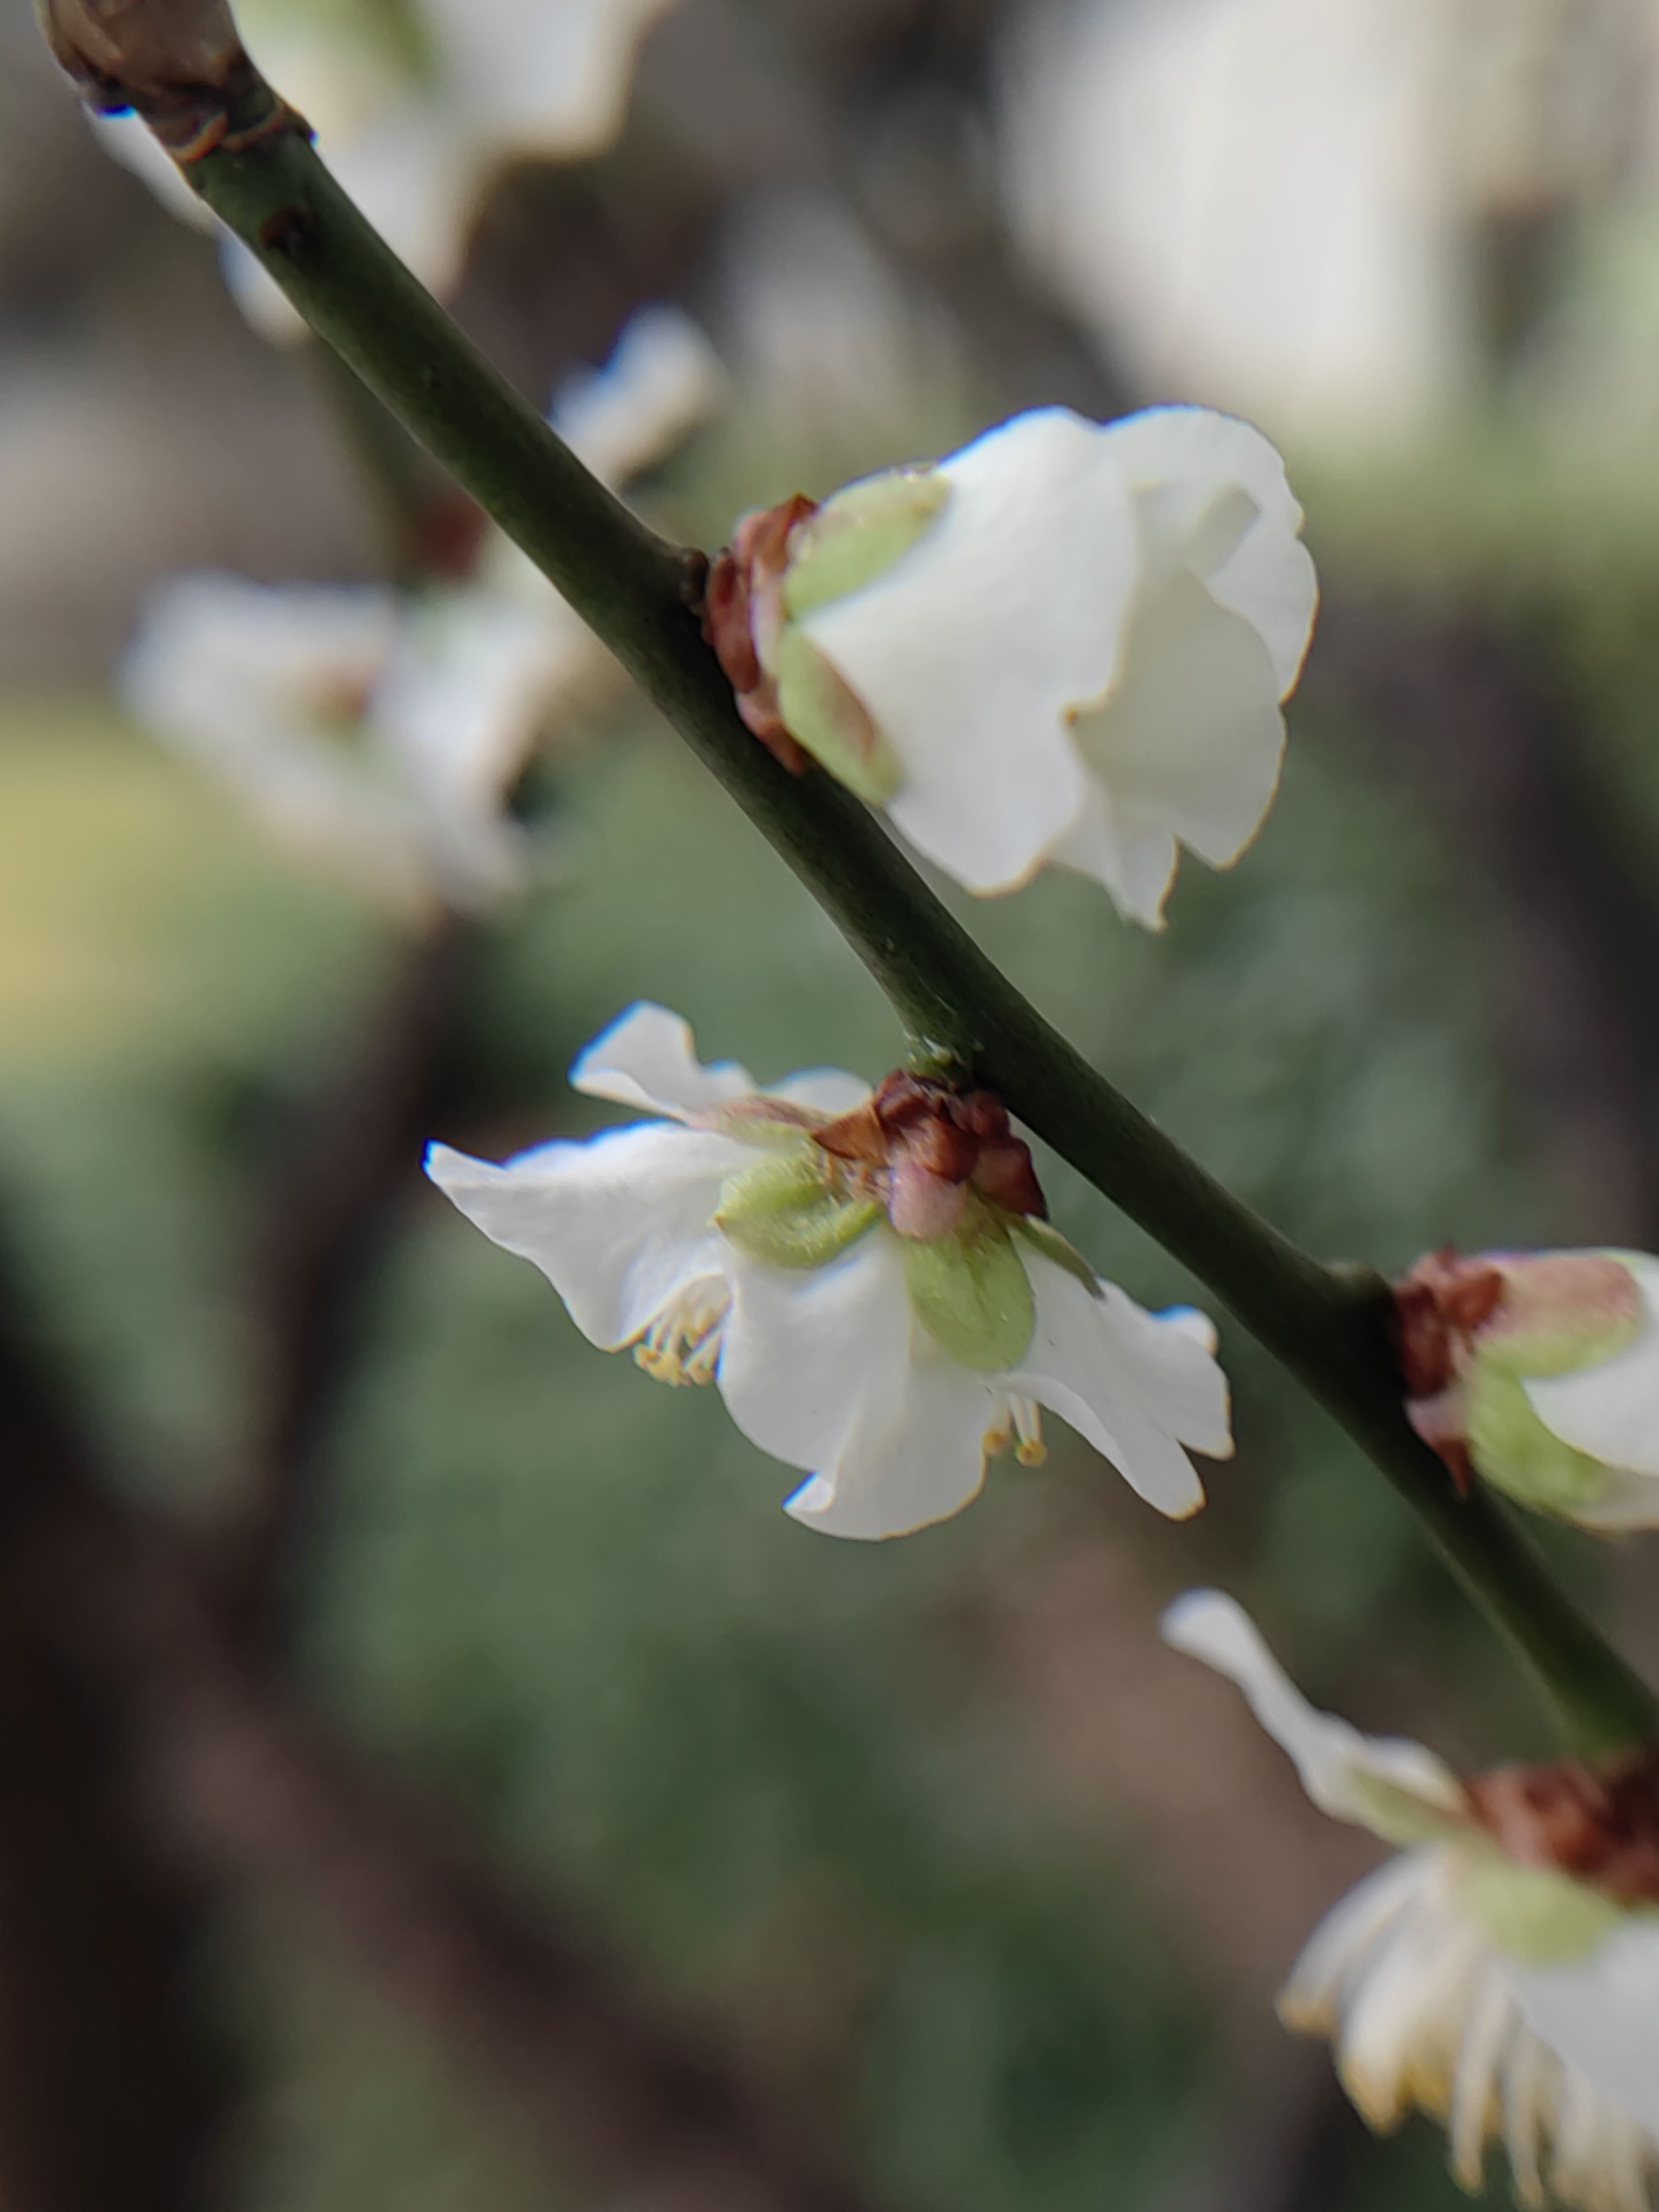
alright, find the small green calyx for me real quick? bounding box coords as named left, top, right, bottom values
left=1349, top=1773, right=1469, bottom=1849
left=773, top=631, right=902, bottom=806
left=781, top=467, right=950, bottom=621
left=1466, top=1366, right=1617, bottom=1515
left=715, top=1148, right=880, bottom=1271
left=1011, top=1217, right=1102, bottom=1298
left=903, top=1198, right=1035, bottom=1372
left=1456, top=1856, right=1627, bottom=1965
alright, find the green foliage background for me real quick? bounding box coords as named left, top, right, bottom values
left=3, top=406, right=1651, bottom=2211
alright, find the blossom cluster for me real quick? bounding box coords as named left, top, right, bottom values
left=1165, top=1593, right=1659, bottom=2212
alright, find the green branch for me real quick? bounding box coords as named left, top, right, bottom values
left=124, top=71, right=1657, bottom=1755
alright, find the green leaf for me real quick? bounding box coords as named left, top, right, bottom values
left=903, top=1212, right=1035, bottom=1372
left=716, top=1150, right=880, bottom=1270
left=782, top=468, right=949, bottom=620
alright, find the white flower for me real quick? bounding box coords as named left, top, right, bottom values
left=548, top=305, right=725, bottom=484
left=715, top=405, right=1317, bottom=926
left=120, top=305, right=720, bottom=912
left=1163, top=1589, right=1659, bottom=2212
left=1397, top=1247, right=1659, bottom=1530
left=122, top=564, right=588, bottom=915
left=425, top=1001, right=1232, bottom=1538
left=92, top=0, right=677, bottom=341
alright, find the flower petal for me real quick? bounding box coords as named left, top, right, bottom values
left=425, top=1123, right=746, bottom=1348
left=1102, top=405, right=1319, bottom=696
left=1044, top=775, right=1180, bottom=928
left=1004, top=1257, right=1229, bottom=1516
left=549, top=305, right=724, bottom=487
left=1160, top=1590, right=1466, bottom=1831
left=1069, top=567, right=1287, bottom=880
left=719, top=1236, right=999, bottom=1539
left=767, top=1069, right=873, bottom=1115
left=569, top=1002, right=758, bottom=1121
left=1522, top=1258, right=1659, bottom=1482
left=800, top=408, right=1138, bottom=892
left=1503, top=1918, right=1659, bottom=2138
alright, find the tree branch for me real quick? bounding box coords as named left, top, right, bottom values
left=92, top=54, right=1655, bottom=1757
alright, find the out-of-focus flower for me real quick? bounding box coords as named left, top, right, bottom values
left=122, top=564, right=571, bottom=914
left=1163, top=1589, right=1659, bottom=2212
left=702, top=405, right=1317, bottom=926
left=122, top=306, right=721, bottom=913
left=1003, top=0, right=1650, bottom=449
left=93, top=0, right=678, bottom=339
left=1395, top=1246, right=1659, bottom=1528
left=427, top=1002, right=1232, bottom=1537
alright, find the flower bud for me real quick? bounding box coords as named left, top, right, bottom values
left=38, top=0, right=256, bottom=154
left=1395, top=1246, right=1659, bottom=1526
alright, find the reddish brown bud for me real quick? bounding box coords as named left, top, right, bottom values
left=37, top=0, right=299, bottom=158
left=812, top=1071, right=1046, bottom=1239
left=972, top=1139, right=1046, bottom=1219
left=1466, top=1750, right=1659, bottom=1908
left=812, top=1098, right=888, bottom=1166
left=1393, top=1247, right=1506, bottom=1399
left=697, top=493, right=817, bottom=774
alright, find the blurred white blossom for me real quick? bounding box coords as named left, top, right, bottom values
left=94, top=0, right=678, bottom=340
left=1003, top=0, right=1653, bottom=446
left=1398, top=1247, right=1659, bottom=1529
left=1164, top=1589, right=1659, bottom=2212
left=427, top=1001, right=1231, bottom=1537
left=708, top=404, right=1316, bottom=924
left=122, top=305, right=720, bottom=912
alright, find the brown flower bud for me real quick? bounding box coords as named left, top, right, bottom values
left=1466, top=1750, right=1659, bottom=1908
left=697, top=493, right=817, bottom=774
left=35, top=0, right=291, bottom=159
left=812, top=1071, right=1047, bottom=1240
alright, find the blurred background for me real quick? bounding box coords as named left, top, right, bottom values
left=4, top=2, right=1659, bottom=2208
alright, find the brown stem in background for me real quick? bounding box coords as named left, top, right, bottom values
left=0, top=1230, right=889, bottom=2212
left=213, top=915, right=473, bottom=1652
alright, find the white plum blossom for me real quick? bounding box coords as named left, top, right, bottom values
left=707, top=405, right=1318, bottom=926
left=121, top=306, right=721, bottom=914
left=1396, top=1247, right=1659, bottom=1529
left=426, top=1002, right=1232, bottom=1539
left=93, top=0, right=677, bottom=341
left=123, top=563, right=579, bottom=915
left=1163, top=1589, right=1659, bottom=2212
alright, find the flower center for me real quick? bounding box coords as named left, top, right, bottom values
left=813, top=1071, right=1046, bottom=1241
left=1465, top=1748, right=1659, bottom=1909
left=633, top=1277, right=730, bottom=1388
left=983, top=1394, right=1047, bottom=1467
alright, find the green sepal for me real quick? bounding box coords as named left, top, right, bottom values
left=715, top=1150, right=880, bottom=1270
left=1348, top=1773, right=1468, bottom=1849
left=774, top=630, right=902, bottom=806
left=1455, top=1855, right=1626, bottom=1965
left=781, top=467, right=949, bottom=621
left=903, top=1203, right=1035, bottom=1372
left=1465, top=1367, right=1618, bottom=1516
left=1011, top=1216, right=1102, bottom=1299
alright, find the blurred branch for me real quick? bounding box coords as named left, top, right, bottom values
left=214, top=915, right=473, bottom=1651
left=0, top=1230, right=889, bottom=2212
left=127, top=59, right=1659, bottom=1758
